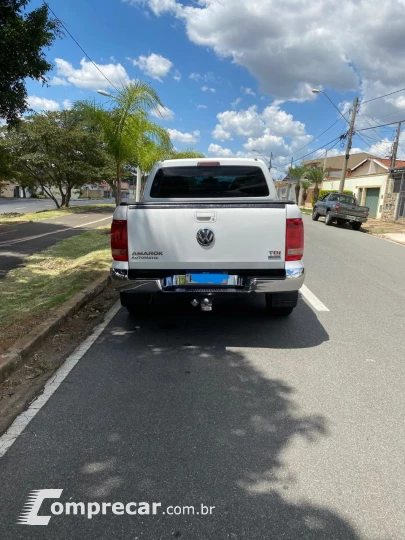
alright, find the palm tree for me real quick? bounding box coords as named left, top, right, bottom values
left=77, top=82, right=169, bottom=205
left=305, top=166, right=326, bottom=203
left=287, top=166, right=308, bottom=204
left=300, top=180, right=312, bottom=206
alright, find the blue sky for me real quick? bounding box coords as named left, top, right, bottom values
left=25, top=0, right=405, bottom=178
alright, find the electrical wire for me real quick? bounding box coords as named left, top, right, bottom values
left=290, top=135, right=344, bottom=165
left=362, top=86, right=405, bottom=104
left=356, top=119, right=405, bottom=132
left=282, top=118, right=344, bottom=161
left=44, top=2, right=120, bottom=92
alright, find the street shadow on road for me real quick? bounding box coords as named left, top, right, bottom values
left=0, top=300, right=366, bottom=540
left=123, top=294, right=330, bottom=349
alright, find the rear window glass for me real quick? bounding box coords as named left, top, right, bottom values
left=149, top=165, right=270, bottom=198
left=339, top=195, right=356, bottom=204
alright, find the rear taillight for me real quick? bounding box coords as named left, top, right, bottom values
left=286, top=218, right=304, bottom=261
left=111, top=220, right=128, bottom=261
left=335, top=203, right=340, bottom=211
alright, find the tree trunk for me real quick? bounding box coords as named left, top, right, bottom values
left=302, top=189, right=308, bottom=207
left=314, top=184, right=320, bottom=203
left=22, top=187, right=26, bottom=198
left=115, top=163, right=122, bottom=206
left=295, top=183, right=300, bottom=204
left=60, top=192, right=67, bottom=208
left=65, top=189, right=71, bottom=208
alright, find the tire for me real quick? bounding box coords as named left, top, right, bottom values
left=325, top=211, right=333, bottom=226
left=351, top=222, right=362, bottom=231
left=121, top=293, right=153, bottom=315
left=312, top=208, right=320, bottom=221
left=265, top=293, right=295, bottom=316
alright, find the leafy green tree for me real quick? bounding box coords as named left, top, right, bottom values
left=304, top=166, right=326, bottom=203
left=0, top=110, right=111, bottom=207
left=287, top=165, right=308, bottom=204
left=77, top=82, right=170, bottom=205
left=0, top=1, right=61, bottom=126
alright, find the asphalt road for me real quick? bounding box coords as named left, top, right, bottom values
left=1, top=217, right=405, bottom=540
left=0, top=212, right=113, bottom=278
left=0, top=197, right=115, bottom=214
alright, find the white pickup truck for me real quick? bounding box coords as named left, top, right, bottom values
left=110, top=158, right=305, bottom=316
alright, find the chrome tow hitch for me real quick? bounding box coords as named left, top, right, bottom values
left=201, top=298, right=213, bottom=312
left=191, top=298, right=213, bottom=311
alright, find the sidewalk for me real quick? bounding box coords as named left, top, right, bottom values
left=362, top=218, right=405, bottom=245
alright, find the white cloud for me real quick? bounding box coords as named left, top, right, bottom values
left=208, top=143, right=233, bottom=157
left=27, top=96, right=60, bottom=112
left=50, top=76, right=70, bottom=86
left=151, top=105, right=175, bottom=121
left=242, top=87, right=256, bottom=97
left=231, top=97, right=242, bottom=108
left=201, top=86, right=215, bottom=93
left=168, top=129, right=200, bottom=144
left=197, top=104, right=208, bottom=109
left=126, top=0, right=405, bottom=105
left=132, top=53, right=173, bottom=81
left=190, top=72, right=217, bottom=83
left=173, top=69, right=182, bottom=81
left=212, top=104, right=307, bottom=143
left=62, top=99, right=73, bottom=110
left=54, top=57, right=131, bottom=90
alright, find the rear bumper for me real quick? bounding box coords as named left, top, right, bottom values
left=110, top=262, right=305, bottom=295
left=331, top=211, right=368, bottom=222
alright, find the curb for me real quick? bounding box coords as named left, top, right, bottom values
left=0, top=275, right=110, bottom=384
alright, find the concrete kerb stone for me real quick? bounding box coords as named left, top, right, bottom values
left=0, top=275, right=110, bottom=384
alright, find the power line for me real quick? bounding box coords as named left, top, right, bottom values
left=283, top=118, right=344, bottom=161
left=291, top=135, right=344, bottom=165
left=44, top=2, right=119, bottom=91
left=356, top=118, right=405, bottom=132
left=362, top=86, right=405, bottom=104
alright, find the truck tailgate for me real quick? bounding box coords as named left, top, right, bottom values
left=127, top=203, right=287, bottom=271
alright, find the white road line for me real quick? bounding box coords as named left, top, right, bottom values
left=0, top=301, right=121, bottom=459
left=300, top=285, right=330, bottom=312
left=15, top=207, right=26, bottom=210
left=0, top=217, right=111, bottom=247
left=0, top=229, right=17, bottom=236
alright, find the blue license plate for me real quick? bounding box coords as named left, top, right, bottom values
left=187, top=273, right=229, bottom=285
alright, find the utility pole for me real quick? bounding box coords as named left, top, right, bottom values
left=323, top=149, right=328, bottom=172
left=135, top=166, right=142, bottom=202
left=391, top=122, right=402, bottom=169
left=339, top=97, right=359, bottom=193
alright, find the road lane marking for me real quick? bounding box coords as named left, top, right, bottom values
left=15, top=207, right=26, bottom=210
left=0, top=229, right=17, bottom=236
left=0, top=301, right=121, bottom=459
left=300, top=285, right=330, bottom=312
left=0, top=217, right=111, bottom=247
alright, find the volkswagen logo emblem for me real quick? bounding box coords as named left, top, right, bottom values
left=196, top=228, right=215, bottom=246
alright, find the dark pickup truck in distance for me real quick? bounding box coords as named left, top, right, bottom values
left=312, top=193, right=369, bottom=230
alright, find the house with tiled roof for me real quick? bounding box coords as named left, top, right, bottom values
left=322, top=157, right=405, bottom=219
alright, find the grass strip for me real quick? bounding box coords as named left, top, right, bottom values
left=0, top=227, right=111, bottom=341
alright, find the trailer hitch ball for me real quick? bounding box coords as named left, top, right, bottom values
left=201, top=298, right=213, bottom=312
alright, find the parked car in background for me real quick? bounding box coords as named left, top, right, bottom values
left=312, top=193, right=369, bottom=230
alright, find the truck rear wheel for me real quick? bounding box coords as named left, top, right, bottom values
left=325, top=211, right=333, bottom=226
left=351, top=222, right=362, bottom=231
left=265, top=292, right=297, bottom=316
left=120, top=293, right=153, bottom=315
